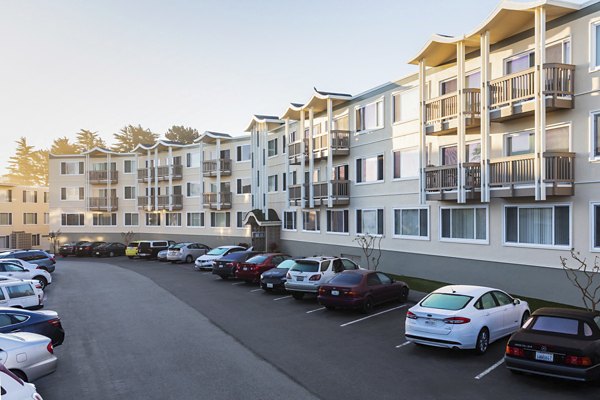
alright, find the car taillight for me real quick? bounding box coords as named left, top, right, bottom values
left=443, top=317, right=471, bottom=324
left=48, top=318, right=61, bottom=327
left=346, top=291, right=359, bottom=297
left=47, top=342, right=54, bottom=354
left=286, top=272, right=291, bottom=279
left=309, top=274, right=322, bottom=281
left=406, top=311, right=417, bottom=319
left=318, top=287, right=326, bottom=295
left=35, top=283, right=42, bottom=289
left=565, top=355, right=592, bottom=366
left=226, top=263, right=233, bottom=267
left=505, top=345, right=525, bottom=357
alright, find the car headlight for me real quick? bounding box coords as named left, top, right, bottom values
left=260, top=274, right=264, bottom=280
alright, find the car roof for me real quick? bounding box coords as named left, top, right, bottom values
left=296, top=256, right=338, bottom=262
left=217, top=245, right=245, bottom=249
left=433, top=285, right=498, bottom=297
left=532, top=307, right=598, bottom=319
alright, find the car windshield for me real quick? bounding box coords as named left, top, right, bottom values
left=530, top=316, right=580, bottom=336
left=207, top=247, right=230, bottom=256
left=420, top=293, right=473, bottom=310
left=275, top=260, right=295, bottom=270
left=127, top=243, right=139, bottom=248
left=172, top=243, right=188, bottom=249
left=290, top=261, right=319, bottom=273
left=96, top=244, right=108, bottom=249
left=246, top=255, right=269, bottom=264
left=328, top=273, right=363, bottom=285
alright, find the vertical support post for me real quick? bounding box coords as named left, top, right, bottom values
left=327, top=99, right=333, bottom=208
left=168, top=146, right=173, bottom=211
left=457, top=41, right=466, bottom=203
left=308, top=107, right=315, bottom=208
left=146, top=149, right=151, bottom=211
left=300, top=111, right=306, bottom=209
left=135, top=153, right=139, bottom=210
left=418, top=60, right=427, bottom=205
left=262, top=126, right=268, bottom=216
left=216, top=138, right=221, bottom=211
left=199, top=141, right=204, bottom=209
left=480, top=31, right=490, bottom=203
left=85, top=154, right=90, bottom=212
left=154, top=148, right=159, bottom=212
left=538, top=7, right=547, bottom=200
left=107, top=152, right=112, bottom=211
left=285, top=118, right=290, bottom=207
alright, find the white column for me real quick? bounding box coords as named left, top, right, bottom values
left=418, top=60, right=427, bottom=205
left=327, top=99, right=333, bottom=208
left=480, top=31, right=490, bottom=203
left=216, top=138, right=221, bottom=211
left=85, top=154, right=90, bottom=212
left=300, top=111, right=306, bottom=209
left=135, top=153, right=139, bottom=210
left=285, top=118, right=290, bottom=207
left=168, top=146, right=173, bottom=211
left=107, top=153, right=112, bottom=212
left=199, top=142, right=204, bottom=209
left=457, top=41, right=466, bottom=204
left=308, top=108, right=315, bottom=208
left=146, top=149, right=151, bottom=211
left=263, top=127, right=268, bottom=216
left=536, top=7, right=547, bottom=201
left=154, top=148, right=159, bottom=211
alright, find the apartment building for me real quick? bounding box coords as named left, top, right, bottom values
left=0, top=183, right=49, bottom=250
left=48, top=0, right=600, bottom=305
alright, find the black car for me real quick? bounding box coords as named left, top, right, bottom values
left=94, top=242, right=126, bottom=257
left=0, top=307, right=65, bottom=346
left=75, top=241, right=106, bottom=257
left=212, top=251, right=261, bottom=279
left=260, top=259, right=296, bottom=292
left=59, top=241, right=87, bottom=257
left=505, top=307, right=600, bottom=382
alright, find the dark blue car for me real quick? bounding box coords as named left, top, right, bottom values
left=260, top=259, right=297, bottom=292
left=0, top=307, right=65, bottom=346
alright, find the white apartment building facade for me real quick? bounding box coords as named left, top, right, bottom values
left=0, top=183, right=49, bottom=250
left=49, top=0, right=600, bottom=305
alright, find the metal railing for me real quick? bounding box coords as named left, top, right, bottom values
left=88, top=197, right=119, bottom=210
left=88, top=170, right=118, bottom=184
left=202, top=159, right=232, bottom=176
left=202, top=192, right=232, bottom=209
left=425, top=89, right=480, bottom=125
left=489, top=152, right=575, bottom=186
left=137, top=165, right=183, bottom=181
left=136, top=195, right=183, bottom=210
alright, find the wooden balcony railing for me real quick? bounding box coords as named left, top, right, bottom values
left=288, top=184, right=305, bottom=201
left=202, top=159, right=232, bottom=176
left=288, top=139, right=309, bottom=159
left=137, top=165, right=183, bottom=181
left=288, top=181, right=350, bottom=204
left=203, top=192, right=232, bottom=209
left=312, top=130, right=351, bottom=151
left=489, top=63, right=575, bottom=110
left=425, top=89, right=480, bottom=125
left=88, top=170, right=118, bottom=184
left=424, top=164, right=481, bottom=192
left=88, top=196, right=118, bottom=210
left=489, top=152, right=575, bottom=186
left=136, top=195, right=183, bottom=210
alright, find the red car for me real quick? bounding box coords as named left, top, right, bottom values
left=318, top=270, right=409, bottom=314
left=236, top=253, right=291, bottom=283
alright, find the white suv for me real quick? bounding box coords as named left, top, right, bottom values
left=284, top=257, right=360, bottom=300
left=0, top=278, right=44, bottom=309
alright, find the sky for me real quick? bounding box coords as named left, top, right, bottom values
left=0, top=0, right=565, bottom=174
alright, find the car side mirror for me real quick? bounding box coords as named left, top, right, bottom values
left=513, top=298, right=520, bottom=305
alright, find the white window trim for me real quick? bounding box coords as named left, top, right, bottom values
left=186, top=182, right=202, bottom=198
left=186, top=212, right=205, bottom=228
left=145, top=213, right=162, bottom=227
left=0, top=213, right=12, bottom=226
left=267, top=175, right=278, bottom=193
left=60, top=186, right=84, bottom=202
left=282, top=209, right=297, bottom=232
left=438, top=144, right=457, bottom=166
left=356, top=208, right=384, bottom=237
left=354, top=97, right=385, bottom=135
left=165, top=213, right=183, bottom=228
left=502, top=203, right=572, bottom=250
left=301, top=210, right=321, bottom=233
left=392, top=206, right=430, bottom=241
left=591, top=202, right=600, bottom=252
left=590, top=110, right=600, bottom=162
left=391, top=147, right=419, bottom=181
left=326, top=209, right=350, bottom=236
left=43, top=213, right=49, bottom=225
left=60, top=161, right=84, bottom=176
left=60, top=213, right=85, bottom=227
left=92, top=213, right=117, bottom=227
left=503, top=122, right=572, bottom=157
left=236, top=177, right=252, bottom=196
left=236, top=144, right=251, bottom=163
left=354, top=153, right=384, bottom=185
left=391, top=87, right=419, bottom=125
left=503, top=37, right=572, bottom=75
left=590, top=19, right=600, bottom=72
left=235, top=211, right=246, bottom=230
left=123, top=159, right=136, bottom=174
left=439, top=205, right=489, bottom=245
left=267, top=139, right=278, bottom=159
left=23, top=213, right=38, bottom=225
left=123, top=186, right=136, bottom=200
left=439, top=76, right=457, bottom=97
left=123, top=212, right=140, bottom=227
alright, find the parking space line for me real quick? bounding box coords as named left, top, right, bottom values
left=232, top=282, right=245, bottom=286
left=273, top=295, right=292, bottom=301
left=250, top=288, right=262, bottom=292
left=340, top=305, right=407, bottom=327
left=395, top=341, right=411, bottom=349
left=306, top=307, right=326, bottom=314
left=474, top=358, right=505, bottom=380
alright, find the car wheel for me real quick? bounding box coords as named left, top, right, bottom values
left=399, top=286, right=409, bottom=302
left=35, top=276, right=48, bottom=289
left=475, top=328, right=490, bottom=355
left=292, top=292, right=304, bottom=300
left=361, top=297, right=374, bottom=314
left=520, top=311, right=530, bottom=328
left=186, top=255, right=193, bottom=263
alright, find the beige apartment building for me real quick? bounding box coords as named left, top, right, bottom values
left=0, top=183, right=49, bottom=250
left=49, top=0, right=600, bottom=305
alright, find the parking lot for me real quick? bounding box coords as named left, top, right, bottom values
left=35, top=257, right=597, bottom=399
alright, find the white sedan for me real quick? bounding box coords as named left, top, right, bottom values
left=0, top=260, right=52, bottom=289
left=405, top=285, right=530, bottom=354
left=0, top=363, right=43, bottom=399
left=194, top=246, right=246, bottom=271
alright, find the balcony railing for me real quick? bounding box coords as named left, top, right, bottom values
left=202, top=159, right=232, bottom=177
left=136, top=194, right=183, bottom=210
left=489, top=152, right=575, bottom=187
left=203, top=192, right=232, bottom=209
left=137, top=165, right=183, bottom=182
left=424, top=164, right=481, bottom=192
left=288, top=139, right=309, bottom=164
left=313, top=130, right=351, bottom=151
left=288, top=180, right=350, bottom=206
left=425, top=89, right=480, bottom=135
left=88, top=196, right=119, bottom=211
left=88, top=170, right=118, bottom=184
left=489, top=63, right=575, bottom=111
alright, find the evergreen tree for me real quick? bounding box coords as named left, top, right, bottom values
left=7, top=137, right=36, bottom=184
left=75, top=129, right=106, bottom=152
left=164, top=125, right=200, bottom=144
left=112, top=125, right=158, bottom=152
left=51, top=136, right=79, bottom=154
left=31, top=149, right=49, bottom=186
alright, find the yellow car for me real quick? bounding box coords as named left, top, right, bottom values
left=125, top=241, right=140, bottom=258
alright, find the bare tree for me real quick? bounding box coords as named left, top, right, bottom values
left=120, top=231, right=136, bottom=245
left=560, top=249, right=600, bottom=312
left=354, top=233, right=383, bottom=271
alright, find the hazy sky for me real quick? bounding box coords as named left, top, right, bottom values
left=0, top=0, right=523, bottom=174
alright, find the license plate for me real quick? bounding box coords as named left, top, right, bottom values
left=331, top=290, right=339, bottom=296
left=243, top=267, right=248, bottom=271
left=95, top=252, right=100, bottom=255
left=267, top=283, right=273, bottom=288
left=297, top=276, right=304, bottom=281
left=535, top=352, right=554, bottom=362
left=218, top=265, right=223, bottom=268
left=424, top=319, right=437, bottom=326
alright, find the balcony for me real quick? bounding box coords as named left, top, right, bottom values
left=288, top=139, right=308, bottom=165
left=489, top=63, right=574, bottom=122
left=137, top=194, right=183, bottom=210
left=202, top=192, right=232, bottom=210
left=424, top=164, right=481, bottom=201
left=312, top=130, right=350, bottom=160
left=425, top=89, right=480, bottom=136
left=288, top=180, right=350, bottom=207
left=88, top=170, right=118, bottom=184
left=202, top=159, right=232, bottom=177
left=137, top=165, right=183, bottom=182
left=88, top=197, right=119, bottom=211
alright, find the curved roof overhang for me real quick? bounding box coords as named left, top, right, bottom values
left=132, top=140, right=194, bottom=153
left=409, top=0, right=581, bottom=67
left=244, top=115, right=284, bottom=132
left=81, top=147, right=135, bottom=157
left=280, top=88, right=352, bottom=120
left=194, top=131, right=232, bottom=144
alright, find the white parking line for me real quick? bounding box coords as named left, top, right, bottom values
left=474, top=358, right=505, bottom=380
left=250, top=288, right=262, bottom=292
left=395, top=341, right=411, bottom=349
left=340, top=305, right=407, bottom=327
left=232, top=282, right=245, bottom=286
left=273, top=295, right=292, bottom=301
left=306, top=307, right=326, bottom=314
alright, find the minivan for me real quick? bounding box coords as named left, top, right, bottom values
left=0, top=278, right=44, bottom=309
left=137, top=240, right=175, bottom=259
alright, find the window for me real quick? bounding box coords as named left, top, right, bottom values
left=235, top=144, right=250, bottom=163
left=44, top=213, right=49, bottom=224
left=145, top=213, right=161, bottom=226
left=268, top=138, right=278, bottom=157
left=441, top=146, right=457, bottom=166
left=6, top=284, right=34, bottom=299
left=465, top=71, right=481, bottom=89
left=186, top=152, right=201, bottom=168
left=166, top=213, right=182, bottom=227
left=31, top=234, right=40, bottom=246
left=505, top=205, right=570, bottom=247
left=326, top=210, right=349, bottom=234
left=332, top=164, right=348, bottom=181
left=302, top=211, right=320, bottom=232
left=392, top=88, right=419, bottom=123
left=61, top=187, right=84, bottom=201
left=0, top=189, right=12, bottom=202
left=505, top=40, right=570, bottom=75
left=441, top=207, right=487, bottom=242
left=22, top=191, right=37, bottom=203
left=282, top=172, right=286, bottom=191
left=282, top=135, right=286, bottom=154
left=466, top=141, right=481, bottom=162
left=440, top=77, right=457, bottom=95
left=356, top=209, right=384, bottom=235
left=506, top=125, right=569, bottom=156
left=23, top=213, right=37, bottom=225
left=356, top=155, right=384, bottom=183
left=593, top=21, right=600, bottom=70
left=333, top=115, right=349, bottom=131
left=593, top=204, right=600, bottom=251
left=236, top=211, right=244, bottom=228
left=124, top=160, right=136, bottom=173
left=283, top=211, right=296, bottom=230
left=43, top=192, right=49, bottom=203
left=505, top=132, right=534, bottom=156
left=61, top=213, right=84, bottom=226
left=0, top=213, right=11, bottom=225
left=93, top=213, right=116, bottom=226
left=187, top=212, right=204, bottom=227
left=211, top=212, right=230, bottom=228
left=124, top=186, right=136, bottom=200
left=236, top=178, right=251, bottom=194
left=186, top=182, right=202, bottom=197
left=355, top=99, right=384, bottom=132
left=592, top=112, right=600, bottom=159
left=268, top=175, right=278, bottom=192
left=60, top=161, right=84, bottom=175
left=124, top=213, right=139, bottom=226
left=392, top=148, right=418, bottom=179
left=394, top=208, right=428, bottom=239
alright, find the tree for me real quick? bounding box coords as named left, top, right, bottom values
left=6, top=137, right=48, bottom=186
left=112, top=125, right=158, bottom=152
left=31, top=149, right=49, bottom=186
left=51, top=137, right=79, bottom=154
left=354, top=233, right=383, bottom=271
left=560, top=250, right=600, bottom=312
left=75, top=129, right=106, bottom=152
left=120, top=231, right=136, bottom=245
left=164, top=125, right=199, bottom=144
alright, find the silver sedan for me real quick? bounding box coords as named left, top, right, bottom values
left=0, top=332, right=57, bottom=382
left=167, top=243, right=211, bottom=263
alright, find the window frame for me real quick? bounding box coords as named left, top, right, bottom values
left=236, top=144, right=251, bottom=163
left=356, top=208, right=384, bottom=237
left=236, top=211, right=245, bottom=229
left=145, top=212, right=162, bottom=227
left=503, top=204, right=572, bottom=250
left=391, top=147, right=419, bottom=181
left=267, top=174, right=278, bottom=193
left=123, top=212, right=139, bottom=227
left=283, top=210, right=297, bottom=231
left=165, top=212, right=182, bottom=227
left=355, top=153, right=384, bottom=185
left=0, top=213, right=12, bottom=226
left=591, top=110, right=600, bottom=161
left=23, top=213, right=38, bottom=225
left=61, top=213, right=85, bottom=227
left=391, top=87, right=419, bottom=124
left=123, top=159, right=136, bottom=174
left=186, top=212, right=205, bottom=228
left=326, top=209, right=350, bottom=235
left=439, top=205, right=489, bottom=245
left=355, top=97, right=385, bottom=134
left=123, top=186, right=136, bottom=200
left=267, top=138, right=278, bottom=158
left=590, top=19, right=600, bottom=72
left=92, top=212, right=117, bottom=227
left=302, top=210, right=321, bottom=233
left=591, top=202, right=600, bottom=253
left=60, top=161, right=84, bottom=175
left=392, top=206, right=430, bottom=241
